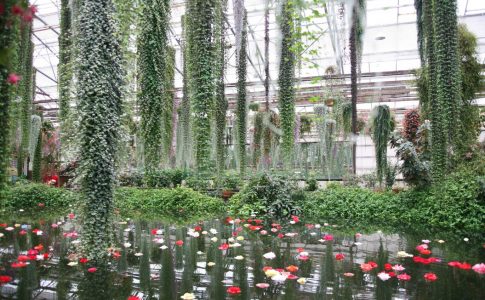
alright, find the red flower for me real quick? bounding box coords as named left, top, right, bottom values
left=249, top=225, right=262, bottom=231
left=388, top=271, right=396, bottom=277
left=296, top=247, right=304, bottom=253
left=368, top=261, right=378, bottom=268
left=127, top=296, right=141, bottom=300
left=34, top=244, right=44, bottom=251
left=458, top=262, right=471, bottom=270
left=68, top=213, right=75, bottom=219
left=87, top=267, right=97, bottom=273
left=0, top=223, right=7, bottom=227
left=194, top=225, right=202, bottom=232
left=254, top=219, right=263, bottom=225
left=262, top=266, right=273, bottom=272
left=277, top=233, right=284, bottom=239
left=43, top=253, right=49, bottom=260
left=227, top=286, right=241, bottom=295
left=151, top=229, right=158, bottom=235
left=7, top=73, right=21, bottom=85
left=287, top=274, right=298, bottom=280
left=323, top=234, right=334, bottom=241
left=397, top=273, right=411, bottom=281
left=19, top=230, right=27, bottom=235
left=218, top=243, right=229, bottom=250
left=79, top=258, right=89, bottom=264
left=28, top=5, right=38, bottom=14
left=18, top=255, right=31, bottom=262
left=419, top=249, right=431, bottom=256
left=112, top=251, right=121, bottom=259
left=225, top=216, right=233, bottom=224
left=291, top=215, right=299, bottom=223
left=335, top=253, right=345, bottom=261
left=0, top=275, right=12, bottom=285
left=175, top=240, right=184, bottom=246
left=424, top=272, right=437, bottom=282
left=11, top=262, right=27, bottom=268
left=384, top=263, right=392, bottom=271
left=11, top=5, right=23, bottom=15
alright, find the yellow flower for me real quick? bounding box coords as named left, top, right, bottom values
left=207, top=262, right=216, bottom=267
left=236, top=236, right=244, bottom=241
left=265, top=269, right=279, bottom=278
left=297, top=278, right=306, bottom=285
left=180, top=293, right=196, bottom=300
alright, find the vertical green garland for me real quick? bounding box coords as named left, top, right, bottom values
left=76, top=0, right=123, bottom=260
left=32, top=118, right=43, bottom=182
left=1, top=1, right=22, bottom=194
left=58, top=0, right=72, bottom=122
left=180, top=15, right=191, bottom=168
left=414, top=0, right=425, bottom=66
left=186, top=0, right=216, bottom=173
left=163, top=46, right=175, bottom=165
left=253, top=112, right=264, bottom=168
left=278, top=0, right=296, bottom=167
left=236, top=12, right=248, bottom=176
left=215, top=0, right=228, bottom=175
left=137, top=0, right=169, bottom=171
left=17, top=21, right=34, bottom=176
left=262, top=1, right=271, bottom=168
left=371, top=105, right=392, bottom=185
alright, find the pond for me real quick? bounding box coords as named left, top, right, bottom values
left=0, top=214, right=484, bottom=299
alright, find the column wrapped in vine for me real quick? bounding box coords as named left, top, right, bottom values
left=236, top=12, right=248, bottom=176
left=186, top=0, right=216, bottom=173
left=137, top=0, right=170, bottom=171
left=278, top=0, right=296, bottom=166
left=58, top=0, right=72, bottom=122
left=180, top=15, right=192, bottom=168
left=76, top=0, right=123, bottom=260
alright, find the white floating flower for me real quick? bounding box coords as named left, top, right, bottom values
left=153, top=238, right=164, bottom=244
left=0, top=233, right=4, bottom=238
left=297, top=277, right=306, bottom=285
left=437, top=239, right=445, bottom=244
left=14, top=224, right=20, bottom=228
left=19, top=209, right=24, bottom=212
left=263, top=252, right=276, bottom=260
left=202, top=231, right=208, bottom=235
left=134, top=252, right=143, bottom=257
left=5, top=227, right=14, bottom=231
left=310, top=232, right=317, bottom=236
left=180, top=293, right=196, bottom=300
left=354, top=242, right=362, bottom=246
left=68, top=262, right=78, bottom=267
left=231, top=242, right=242, bottom=248
left=397, top=251, right=413, bottom=258
left=211, top=237, right=218, bottom=242
left=315, top=224, right=321, bottom=229
left=207, top=262, right=216, bottom=267
left=36, top=255, right=44, bottom=261
left=464, top=237, right=469, bottom=242
left=124, top=228, right=131, bottom=232
left=236, top=236, right=244, bottom=241
left=123, top=242, right=132, bottom=248
left=422, top=239, right=431, bottom=244
left=271, top=274, right=287, bottom=282
left=160, top=245, right=168, bottom=250
left=71, top=240, right=81, bottom=244
left=235, top=255, right=244, bottom=260
left=228, top=237, right=235, bottom=243
left=197, top=251, right=204, bottom=255
left=210, top=228, right=218, bottom=234
left=377, top=272, right=391, bottom=281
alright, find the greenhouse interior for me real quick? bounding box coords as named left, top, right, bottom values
left=0, top=0, right=484, bottom=299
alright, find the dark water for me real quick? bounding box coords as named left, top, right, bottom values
left=0, top=215, right=484, bottom=299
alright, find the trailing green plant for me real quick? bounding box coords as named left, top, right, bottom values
left=186, top=0, right=217, bottom=173
left=144, top=169, right=190, bottom=188
left=58, top=0, right=73, bottom=122
left=17, top=20, right=34, bottom=176
left=278, top=0, right=296, bottom=166
left=32, top=118, right=43, bottom=182
left=252, top=111, right=264, bottom=167
left=76, top=0, right=124, bottom=260
left=163, top=46, right=176, bottom=164
left=249, top=103, right=260, bottom=112
left=299, top=115, right=312, bottom=135
left=114, top=187, right=224, bottom=221
left=414, top=0, right=425, bottom=66
left=214, top=0, right=228, bottom=176
left=236, top=11, right=248, bottom=176
left=369, top=105, right=393, bottom=184
left=180, top=15, right=192, bottom=168
left=228, top=173, right=302, bottom=219
left=137, top=0, right=170, bottom=171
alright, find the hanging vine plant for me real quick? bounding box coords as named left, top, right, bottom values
left=76, top=0, right=123, bottom=261
left=137, top=0, right=170, bottom=171
left=186, top=0, right=216, bottom=173
left=370, top=105, right=393, bottom=185
left=278, top=0, right=296, bottom=166
left=253, top=111, right=264, bottom=168
left=163, top=46, right=176, bottom=164
left=236, top=11, right=248, bottom=176
left=58, top=0, right=72, bottom=122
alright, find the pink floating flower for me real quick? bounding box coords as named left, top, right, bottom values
left=127, top=296, right=141, bottom=300
left=335, top=253, right=345, bottom=261
left=87, top=267, right=97, bottom=273
left=424, top=272, right=437, bottom=282
left=472, top=263, right=485, bottom=274
left=392, top=264, right=405, bottom=272
left=343, top=272, right=354, bottom=277
left=256, top=283, right=270, bottom=289
left=360, top=263, right=373, bottom=272
left=323, top=234, right=334, bottom=241
left=397, top=273, right=411, bottom=281
left=291, top=215, right=299, bottom=223
left=68, top=213, right=75, bottom=219
left=7, top=73, right=21, bottom=85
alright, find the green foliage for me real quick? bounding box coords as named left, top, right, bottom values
left=144, top=169, right=189, bottom=188
left=299, top=115, right=312, bottom=134
left=32, top=125, right=42, bottom=182
left=76, top=0, right=124, bottom=260
left=278, top=0, right=296, bottom=165
left=184, top=176, right=212, bottom=192
left=248, top=103, right=260, bottom=112
left=114, top=187, right=224, bottom=221
left=369, top=105, right=393, bottom=184
left=186, top=0, right=217, bottom=172
left=215, top=172, right=241, bottom=190
left=180, top=15, right=192, bottom=169
left=138, top=0, right=170, bottom=171
left=252, top=112, right=264, bottom=167
left=228, top=173, right=302, bottom=219
left=305, top=177, right=318, bottom=191
left=303, top=168, right=485, bottom=234
left=236, top=12, right=248, bottom=176
left=3, top=183, right=77, bottom=212
left=58, top=0, right=73, bottom=122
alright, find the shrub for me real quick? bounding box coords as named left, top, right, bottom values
left=144, top=169, right=190, bottom=188
left=228, top=174, right=302, bottom=219
left=3, top=183, right=77, bottom=212
left=118, top=171, right=144, bottom=187
left=114, top=187, right=224, bottom=221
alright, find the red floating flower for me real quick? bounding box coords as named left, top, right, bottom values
left=151, top=229, right=158, bottom=235
left=291, top=215, right=299, bottom=223
left=287, top=274, right=298, bottom=280
left=335, top=253, right=345, bottom=261
left=227, top=286, right=241, bottom=295
left=218, top=243, right=229, bottom=250
left=0, top=275, right=12, bottom=285
left=87, top=267, right=97, bottom=273
left=79, top=258, right=89, bottom=264
left=68, top=213, right=75, bottom=219
left=11, top=262, right=27, bottom=268
left=18, top=255, right=31, bottom=262
left=424, top=272, right=437, bottom=282
left=127, top=296, right=141, bottom=300
left=194, top=225, right=202, bottom=232
left=175, top=240, right=184, bottom=246
left=384, top=263, right=392, bottom=271
left=419, top=249, right=431, bottom=256
left=112, top=251, right=121, bottom=259
left=397, top=273, right=411, bottom=281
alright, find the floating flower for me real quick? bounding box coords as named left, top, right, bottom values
left=286, top=273, right=298, bottom=280
left=290, top=215, right=299, bottom=224
left=335, top=253, right=345, bottom=261
left=437, top=239, right=445, bottom=244
left=422, top=239, right=431, bottom=244
left=355, top=233, right=362, bottom=238
left=256, top=283, right=270, bottom=289
left=424, top=272, right=437, bottom=282
left=463, top=238, right=469, bottom=242
left=360, top=263, right=373, bottom=272
left=227, top=286, right=241, bottom=295
left=263, top=252, right=276, bottom=260
left=271, top=274, right=287, bottom=282
left=194, top=226, right=202, bottom=232
left=12, top=262, right=27, bottom=268
left=123, top=242, right=132, bottom=248
left=231, top=242, right=242, bottom=248
left=175, top=240, right=184, bottom=246
left=68, top=213, right=75, bottom=219
left=236, top=236, right=244, bottom=241
left=0, top=275, right=13, bottom=285
left=112, top=251, right=121, bottom=259
left=210, top=228, right=218, bottom=234
left=134, top=252, right=143, bottom=257
left=419, top=249, right=431, bottom=256
left=472, top=263, right=485, bottom=274
left=397, top=251, right=413, bottom=258
left=448, top=261, right=471, bottom=270
left=160, top=245, right=168, bottom=250
left=384, top=263, right=392, bottom=271
left=87, top=267, right=97, bottom=273
left=416, top=244, right=428, bottom=251
left=218, top=243, right=229, bottom=250
left=377, top=272, right=391, bottom=281
left=392, top=264, right=405, bottom=272
left=235, top=255, right=244, bottom=260
left=5, top=227, right=14, bottom=231
left=265, top=269, right=279, bottom=278
left=180, top=293, right=196, bottom=300
left=0, top=233, right=3, bottom=238
left=79, top=258, right=89, bottom=264
left=343, top=272, right=354, bottom=277
left=207, top=262, right=216, bottom=267
left=397, top=273, right=411, bottom=281
left=128, top=296, right=141, bottom=300
left=413, top=256, right=440, bottom=264
left=211, top=237, right=218, bottom=242
left=297, top=277, right=307, bottom=285
left=323, top=234, right=334, bottom=241
left=67, top=262, right=78, bottom=267
left=260, top=230, right=268, bottom=235
left=286, top=265, right=299, bottom=273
